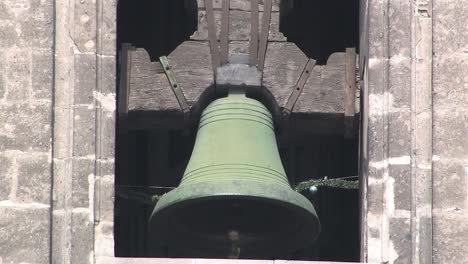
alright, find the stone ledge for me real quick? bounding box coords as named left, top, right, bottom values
left=96, top=257, right=372, bottom=264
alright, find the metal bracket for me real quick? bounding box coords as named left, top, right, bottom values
left=284, top=59, right=316, bottom=115
left=159, top=56, right=190, bottom=118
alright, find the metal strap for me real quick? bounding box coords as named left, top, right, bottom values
left=204, top=0, right=220, bottom=71
left=284, top=59, right=316, bottom=114
left=258, top=0, right=272, bottom=71
left=159, top=56, right=190, bottom=115
left=220, top=0, right=230, bottom=65
left=249, top=0, right=259, bottom=66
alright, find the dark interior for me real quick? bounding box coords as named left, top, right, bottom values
left=280, top=0, right=360, bottom=64
left=116, top=0, right=360, bottom=261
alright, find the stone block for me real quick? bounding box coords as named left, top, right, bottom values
left=0, top=206, right=50, bottom=264
left=388, top=0, right=410, bottom=57
left=433, top=213, right=468, bottom=263
left=0, top=0, right=33, bottom=20
left=99, top=56, right=117, bottom=94
left=0, top=20, right=17, bottom=48
left=97, top=159, right=115, bottom=177
left=95, top=221, right=114, bottom=257
left=99, top=0, right=117, bottom=56
left=17, top=153, right=51, bottom=204
left=71, top=210, right=94, bottom=264
left=20, top=9, right=54, bottom=49
left=367, top=0, right=385, bottom=58
left=52, top=158, right=71, bottom=210
left=0, top=155, right=13, bottom=200
left=366, top=115, right=386, bottom=162
left=1, top=0, right=53, bottom=48
left=389, top=57, right=411, bottom=108
left=433, top=110, right=466, bottom=158
left=416, top=216, right=433, bottom=264
left=0, top=103, right=51, bottom=152
left=366, top=177, right=384, bottom=214
left=73, top=0, right=97, bottom=53
left=389, top=164, right=411, bottom=211
left=388, top=111, right=411, bottom=157
left=99, top=110, right=116, bottom=159
left=433, top=1, right=468, bottom=55
left=75, top=54, right=97, bottom=105
left=32, top=49, right=53, bottom=99
left=72, top=158, right=95, bottom=208
left=51, top=210, right=69, bottom=264
left=367, top=58, right=385, bottom=95
left=3, top=49, right=31, bottom=100
left=97, top=175, right=115, bottom=222
left=53, top=107, right=72, bottom=159
left=0, top=60, right=4, bottom=99
left=433, top=160, right=466, bottom=210
left=389, top=217, right=411, bottom=264
left=433, top=55, right=468, bottom=113
left=73, top=105, right=96, bottom=157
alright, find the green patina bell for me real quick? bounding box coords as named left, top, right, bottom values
left=149, top=93, right=320, bottom=258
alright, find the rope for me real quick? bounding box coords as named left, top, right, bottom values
left=116, top=176, right=359, bottom=204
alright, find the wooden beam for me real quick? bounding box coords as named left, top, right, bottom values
left=125, top=43, right=356, bottom=134
left=220, top=0, right=230, bottom=65
left=249, top=0, right=259, bottom=66
left=344, top=47, right=357, bottom=138
left=204, top=0, right=220, bottom=70
left=118, top=43, right=135, bottom=116
left=258, top=0, right=273, bottom=71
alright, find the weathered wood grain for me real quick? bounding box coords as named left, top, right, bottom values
left=197, top=0, right=280, bottom=12
left=128, top=49, right=180, bottom=113
left=249, top=0, right=259, bottom=66
left=220, top=0, right=230, bottom=65
left=295, top=52, right=347, bottom=114
left=191, top=10, right=286, bottom=42
left=204, top=0, right=221, bottom=69
left=262, top=42, right=310, bottom=107
left=126, top=41, right=356, bottom=132
left=258, top=0, right=273, bottom=70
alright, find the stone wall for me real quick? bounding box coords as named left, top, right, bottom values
left=0, top=0, right=116, bottom=263
left=52, top=0, right=117, bottom=263
left=360, top=0, right=468, bottom=263
left=0, top=1, right=54, bottom=263
left=431, top=0, right=468, bottom=262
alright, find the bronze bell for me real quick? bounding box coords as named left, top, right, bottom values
left=149, top=93, right=320, bottom=259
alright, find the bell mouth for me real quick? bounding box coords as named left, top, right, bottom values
left=149, top=180, right=320, bottom=259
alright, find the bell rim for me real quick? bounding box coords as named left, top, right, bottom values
left=148, top=180, right=320, bottom=257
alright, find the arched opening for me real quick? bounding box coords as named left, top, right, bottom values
left=115, top=0, right=360, bottom=261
